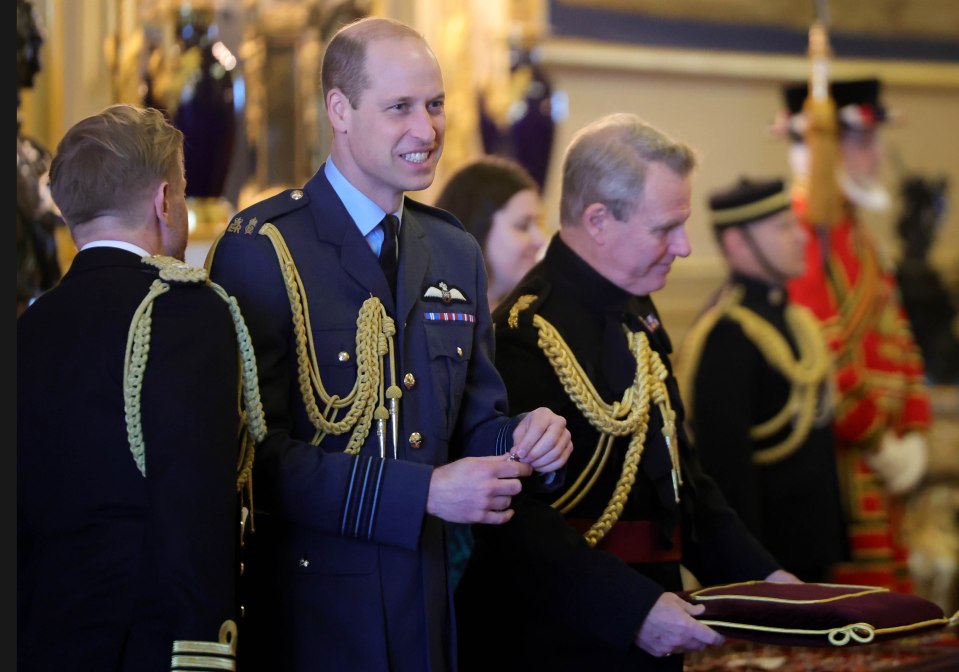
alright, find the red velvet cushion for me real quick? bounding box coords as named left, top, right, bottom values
left=679, top=581, right=955, bottom=648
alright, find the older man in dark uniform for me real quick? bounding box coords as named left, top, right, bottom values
left=676, top=176, right=848, bottom=583
left=456, top=114, right=798, bottom=672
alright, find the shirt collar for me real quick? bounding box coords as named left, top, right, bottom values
left=324, top=158, right=402, bottom=237
left=731, top=271, right=788, bottom=308
left=544, top=235, right=669, bottom=347
left=80, top=240, right=151, bottom=257
left=544, top=235, right=635, bottom=314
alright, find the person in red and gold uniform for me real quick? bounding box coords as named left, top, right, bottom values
left=775, top=77, right=932, bottom=593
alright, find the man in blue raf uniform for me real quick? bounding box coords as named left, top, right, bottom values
left=206, top=16, right=571, bottom=672
left=456, top=114, right=798, bottom=672
left=677, top=176, right=848, bottom=583
left=18, top=105, right=257, bottom=672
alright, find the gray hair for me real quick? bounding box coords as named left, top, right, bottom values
left=559, top=112, right=698, bottom=226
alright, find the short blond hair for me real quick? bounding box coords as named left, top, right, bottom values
left=50, top=104, right=183, bottom=226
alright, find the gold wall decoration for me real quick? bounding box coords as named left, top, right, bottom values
left=411, top=0, right=549, bottom=201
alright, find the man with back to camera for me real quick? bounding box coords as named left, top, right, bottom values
left=18, top=103, right=261, bottom=672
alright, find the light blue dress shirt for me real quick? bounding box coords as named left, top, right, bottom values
left=324, top=158, right=402, bottom=257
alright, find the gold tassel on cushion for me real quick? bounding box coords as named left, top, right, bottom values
left=171, top=619, right=238, bottom=671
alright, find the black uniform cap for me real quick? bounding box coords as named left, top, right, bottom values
left=782, top=77, right=891, bottom=131
left=709, top=177, right=791, bottom=230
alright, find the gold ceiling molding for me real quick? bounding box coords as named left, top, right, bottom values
left=536, top=38, right=959, bottom=89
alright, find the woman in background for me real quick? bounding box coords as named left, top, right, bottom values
left=434, top=155, right=548, bottom=588
left=435, top=155, right=547, bottom=311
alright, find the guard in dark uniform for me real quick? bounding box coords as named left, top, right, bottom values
left=676, top=176, right=848, bottom=583
left=456, top=113, right=792, bottom=672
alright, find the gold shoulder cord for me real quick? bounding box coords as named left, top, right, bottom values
left=678, top=285, right=833, bottom=466
left=826, top=226, right=881, bottom=366
left=124, top=257, right=267, bottom=515
left=676, top=288, right=739, bottom=416
left=509, top=295, right=680, bottom=547
left=256, top=224, right=401, bottom=456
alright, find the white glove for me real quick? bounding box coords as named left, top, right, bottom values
left=866, top=431, right=929, bottom=495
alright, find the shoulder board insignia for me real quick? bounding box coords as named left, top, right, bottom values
left=691, top=283, right=743, bottom=325
left=499, top=282, right=550, bottom=328
left=423, top=280, right=469, bottom=305
left=227, top=188, right=310, bottom=236
left=508, top=294, right=538, bottom=329
left=141, top=255, right=208, bottom=283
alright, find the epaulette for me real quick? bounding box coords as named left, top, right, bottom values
left=404, top=195, right=465, bottom=231
left=697, top=282, right=743, bottom=323
left=141, top=255, right=209, bottom=284
left=224, top=188, right=310, bottom=237
left=502, top=283, right=551, bottom=330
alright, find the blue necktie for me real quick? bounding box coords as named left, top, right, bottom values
left=378, top=214, right=399, bottom=296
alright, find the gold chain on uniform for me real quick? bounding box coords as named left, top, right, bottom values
left=677, top=284, right=832, bottom=465
left=508, top=295, right=680, bottom=547
left=257, top=224, right=401, bottom=453
left=123, top=256, right=267, bottom=516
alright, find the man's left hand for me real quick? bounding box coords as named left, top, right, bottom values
left=510, top=407, right=572, bottom=473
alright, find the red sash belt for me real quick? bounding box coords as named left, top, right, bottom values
left=566, top=518, right=682, bottom=564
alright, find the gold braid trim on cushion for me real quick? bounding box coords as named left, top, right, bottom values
left=513, top=303, right=678, bottom=547
left=684, top=581, right=959, bottom=647
left=258, top=224, right=398, bottom=455
left=124, top=258, right=267, bottom=507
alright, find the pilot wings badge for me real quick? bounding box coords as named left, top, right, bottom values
left=423, top=281, right=469, bottom=305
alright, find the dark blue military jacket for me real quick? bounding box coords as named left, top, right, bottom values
left=18, top=248, right=240, bottom=671
left=207, top=167, right=519, bottom=672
